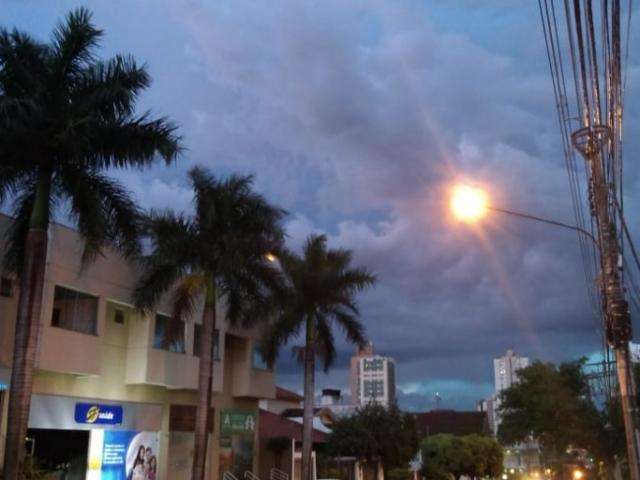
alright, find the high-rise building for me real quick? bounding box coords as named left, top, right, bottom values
left=483, top=349, right=529, bottom=435
left=484, top=349, right=538, bottom=471
left=494, top=349, right=530, bottom=393
left=350, top=342, right=396, bottom=407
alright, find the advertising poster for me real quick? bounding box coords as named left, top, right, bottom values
left=88, top=430, right=158, bottom=480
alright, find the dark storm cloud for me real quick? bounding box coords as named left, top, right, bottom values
left=6, top=0, right=640, bottom=409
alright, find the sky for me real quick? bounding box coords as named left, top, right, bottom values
left=4, top=1, right=640, bottom=411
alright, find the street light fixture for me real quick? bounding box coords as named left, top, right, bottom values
left=450, top=185, right=488, bottom=223
left=449, top=184, right=598, bottom=247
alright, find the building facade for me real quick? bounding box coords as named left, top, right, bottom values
left=483, top=349, right=537, bottom=473
left=493, top=349, right=530, bottom=393
left=349, top=343, right=396, bottom=407
left=485, top=349, right=529, bottom=435
left=0, top=215, right=276, bottom=480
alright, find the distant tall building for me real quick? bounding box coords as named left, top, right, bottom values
left=483, top=349, right=529, bottom=435
left=350, top=342, right=396, bottom=407
left=494, top=349, right=530, bottom=393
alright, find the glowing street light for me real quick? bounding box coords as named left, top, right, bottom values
left=572, top=469, right=584, bottom=480
left=450, top=184, right=488, bottom=222
left=265, top=252, right=277, bottom=263
left=449, top=183, right=599, bottom=246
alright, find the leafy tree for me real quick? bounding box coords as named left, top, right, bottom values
left=134, top=167, right=284, bottom=480
left=420, top=434, right=503, bottom=480
left=328, top=403, right=419, bottom=478
left=0, top=9, right=180, bottom=480
left=497, top=360, right=612, bottom=467
left=261, top=235, right=375, bottom=480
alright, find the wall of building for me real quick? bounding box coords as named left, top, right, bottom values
left=0, top=216, right=275, bottom=480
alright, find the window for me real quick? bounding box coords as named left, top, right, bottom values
left=363, top=379, right=385, bottom=397
left=193, top=325, right=220, bottom=360
left=51, top=286, right=98, bottom=335
left=113, top=309, right=125, bottom=325
left=0, top=277, right=12, bottom=297
left=153, top=314, right=185, bottom=353
left=363, top=358, right=384, bottom=371
left=252, top=345, right=268, bottom=370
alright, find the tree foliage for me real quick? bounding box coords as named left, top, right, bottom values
left=497, top=359, right=614, bottom=465
left=328, top=404, right=418, bottom=474
left=0, top=7, right=181, bottom=269
left=260, top=234, right=376, bottom=371
left=420, top=434, right=503, bottom=480
left=134, top=167, right=286, bottom=329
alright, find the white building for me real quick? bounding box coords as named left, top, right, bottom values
left=350, top=343, right=396, bottom=407
left=483, top=349, right=529, bottom=436
left=494, top=349, right=530, bottom=393
left=484, top=349, right=538, bottom=472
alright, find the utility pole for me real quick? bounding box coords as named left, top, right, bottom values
left=572, top=126, right=640, bottom=480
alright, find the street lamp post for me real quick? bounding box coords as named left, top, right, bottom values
left=450, top=184, right=640, bottom=475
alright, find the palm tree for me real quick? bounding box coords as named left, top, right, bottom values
left=0, top=9, right=180, bottom=480
left=134, top=166, right=285, bottom=480
left=261, top=235, right=376, bottom=480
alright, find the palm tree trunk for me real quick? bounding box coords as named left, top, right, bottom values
left=301, top=315, right=315, bottom=480
left=3, top=173, right=51, bottom=480
left=192, top=282, right=216, bottom=480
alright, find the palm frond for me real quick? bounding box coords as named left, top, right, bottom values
left=326, top=248, right=352, bottom=273
left=134, top=262, right=188, bottom=314
left=0, top=28, right=49, bottom=97
left=56, top=167, right=142, bottom=261
left=86, top=113, right=181, bottom=168
left=334, top=267, right=377, bottom=293
left=326, top=307, right=366, bottom=348
left=171, top=272, right=207, bottom=323
left=303, top=234, right=328, bottom=272
left=133, top=211, right=197, bottom=312
left=0, top=165, right=30, bottom=205
left=51, top=7, right=102, bottom=81
left=143, top=210, right=198, bottom=264
left=71, top=54, right=150, bottom=119
left=259, top=308, right=304, bottom=368
left=2, top=182, right=51, bottom=276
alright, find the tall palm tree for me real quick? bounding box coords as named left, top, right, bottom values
left=261, top=235, right=376, bottom=480
left=134, top=166, right=285, bottom=480
left=0, top=9, right=180, bottom=480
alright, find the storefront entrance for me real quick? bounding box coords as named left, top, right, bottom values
left=218, top=409, right=257, bottom=479
left=27, top=428, right=89, bottom=480
left=27, top=394, right=162, bottom=480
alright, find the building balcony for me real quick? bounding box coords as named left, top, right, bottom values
left=125, top=346, right=199, bottom=389
left=37, top=325, right=103, bottom=376
left=226, top=333, right=275, bottom=399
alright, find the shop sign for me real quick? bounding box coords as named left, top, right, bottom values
left=220, top=409, right=256, bottom=435
left=75, top=403, right=123, bottom=425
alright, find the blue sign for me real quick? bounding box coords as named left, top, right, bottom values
left=74, top=403, right=123, bottom=425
